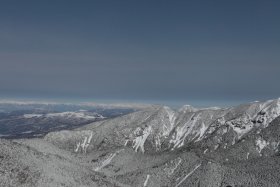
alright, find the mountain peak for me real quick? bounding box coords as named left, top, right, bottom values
left=178, top=104, right=197, bottom=113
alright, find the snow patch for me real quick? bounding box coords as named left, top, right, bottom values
left=155, top=135, right=161, bottom=151
left=143, top=174, right=150, bottom=187
left=164, top=106, right=176, bottom=132
left=20, top=130, right=34, bottom=134
left=271, top=141, right=280, bottom=152
left=132, top=126, right=152, bottom=153
left=46, top=111, right=101, bottom=119
left=179, top=105, right=197, bottom=113
left=194, top=122, right=208, bottom=142
left=94, top=153, right=116, bottom=171
left=94, top=149, right=124, bottom=171
left=203, top=149, right=208, bottom=154
left=124, top=139, right=129, bottom=146
left=74, top=132, right=93, bottom=153
left=228, top=119, right=253, bottom=140
left=256, top=138, right=269, bottom=154
left=75, top=142, right=81, bottom=152
left=170, top=114, right=200, bottom=149
left=23, top=114, right=43, bottom=118
left=175, top=164, right=201, bottom=187
left=81, top=137, right=88, bottom=153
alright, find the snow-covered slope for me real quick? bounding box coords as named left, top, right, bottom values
left=43, top=99, right=280, bottom=156
left=2, top=98, right=280, bottom=187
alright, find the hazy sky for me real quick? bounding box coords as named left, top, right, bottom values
left=0, top=0, right=280, bottom=106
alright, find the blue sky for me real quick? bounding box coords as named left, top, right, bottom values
left=0, top=0, right=280, bottom=106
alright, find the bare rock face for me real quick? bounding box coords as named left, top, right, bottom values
left=1, top=98, right=280, bottom=186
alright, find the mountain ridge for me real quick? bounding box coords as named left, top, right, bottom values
left=1, top=98, right=280, bottom=186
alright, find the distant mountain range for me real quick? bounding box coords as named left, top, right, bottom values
left=1, top=98, right=280, bottom=186
left=0, top=102, right=138, bottom=138
left=0, top=100, right=151, bottom=112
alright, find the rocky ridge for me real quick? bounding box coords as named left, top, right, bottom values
left=1, top=99, right=280, bottom=186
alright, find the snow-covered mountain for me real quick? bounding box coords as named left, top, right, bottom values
left=1, top=98, right=280, bottom=186
left=48, top=99, right=280, bottom=155
left=23, top=111, right=105, bottom=120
